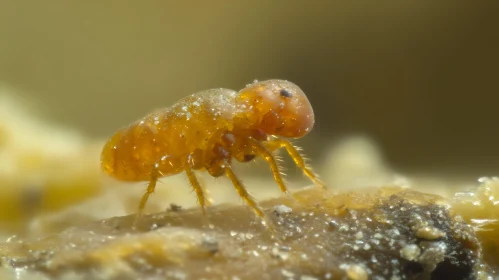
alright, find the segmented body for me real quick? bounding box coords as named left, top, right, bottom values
left=101, top=89, right=239, bottom=181
left=101, top=79, right=324, bottom=232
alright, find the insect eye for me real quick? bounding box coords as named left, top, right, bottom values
left=280, top=89, right=293, bottom=98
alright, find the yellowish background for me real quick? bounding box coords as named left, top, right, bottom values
left=1, top=4, right=499, bottom=277
left=1, top=1, right=498, bottom=178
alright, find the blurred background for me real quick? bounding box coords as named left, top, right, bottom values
left=0, top=1, right=498, bottom=179
left=2, top=3, right=499, bottom=277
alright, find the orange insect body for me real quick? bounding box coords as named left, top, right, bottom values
left=101, top=79, right=324, bottom=228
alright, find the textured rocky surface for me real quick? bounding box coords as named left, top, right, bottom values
left=452, top=177, right=499, bottom=276
left=0, top=186, right=489, bottom=280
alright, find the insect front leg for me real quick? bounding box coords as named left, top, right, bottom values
left=264, top=138, right=325, bottom=189
left=247, top=137, right=290, bottom=196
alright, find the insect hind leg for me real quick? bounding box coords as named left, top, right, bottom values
left=134, top=163, right=160, bottom=227
left=185, top=160, right=210, bottom=216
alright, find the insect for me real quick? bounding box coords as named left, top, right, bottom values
left=101, top=79, right=324, bottom=229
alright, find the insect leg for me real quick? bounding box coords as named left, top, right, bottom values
left=133, top=163, right=160, bottom=227
left=248, top=137, right=290, bottom=196
left=224, top=162, right=278, bottom=236
left=185, top=160, right=209, bottom=216
left=138, top=163, right=160, bottom=214
left=265, top=138, right=325, bottom=189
